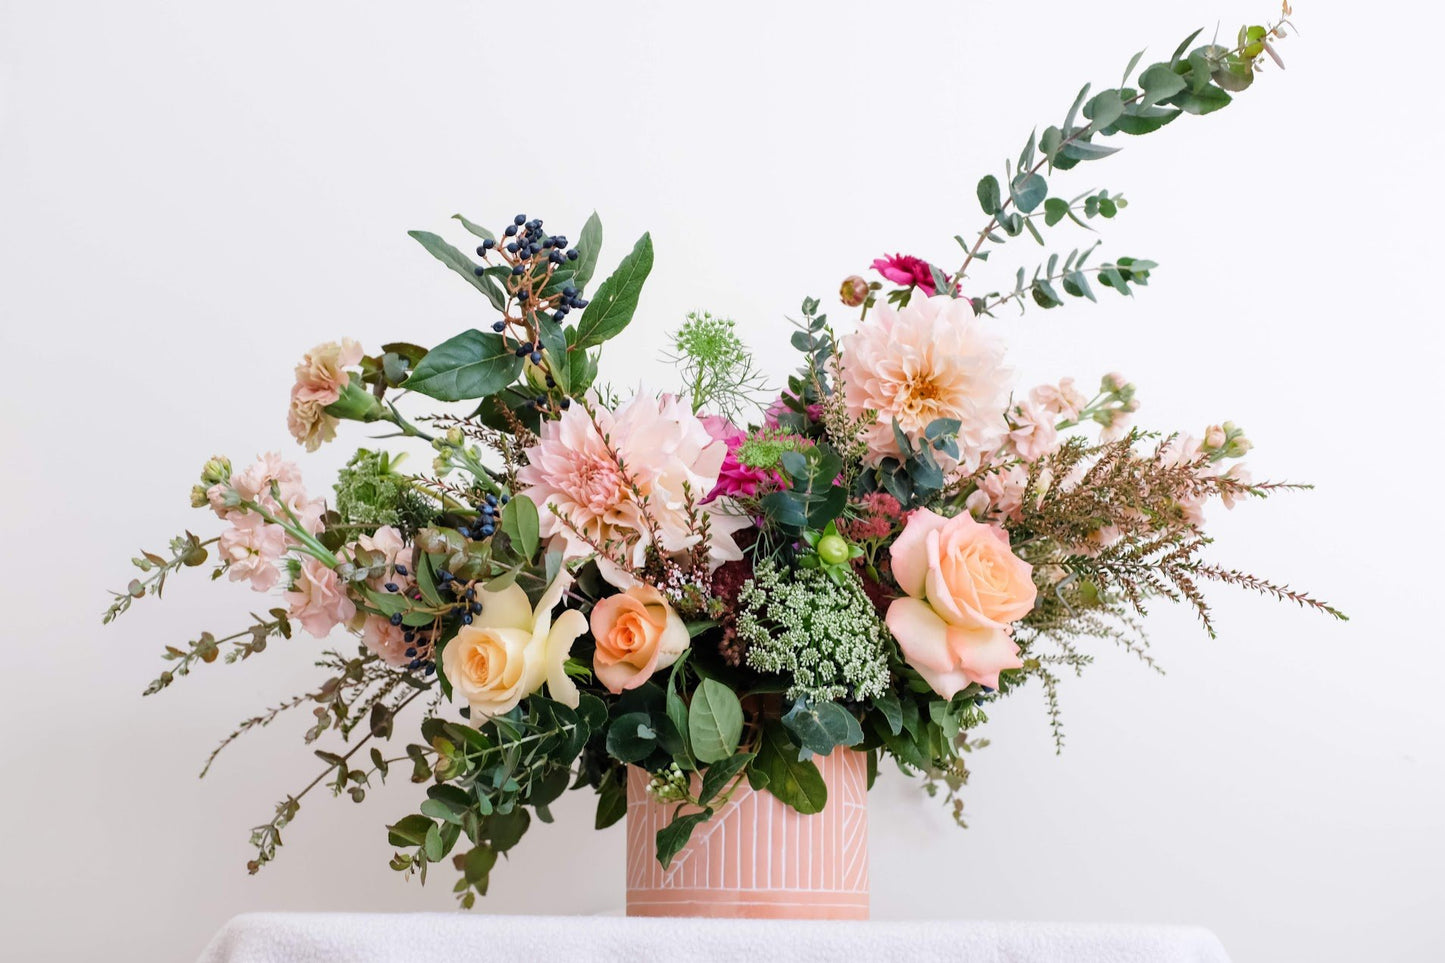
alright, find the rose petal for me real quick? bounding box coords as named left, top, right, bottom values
left=474, top=582, right=535, bottom=633
left=949, top=625, right=1024, bottom=689
left=544, top=609, right=587, bottom=709
left=885, top=597, right=954, bottom=673
left=889, top=507, right=949, bottom=598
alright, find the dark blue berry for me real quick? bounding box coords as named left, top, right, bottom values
left=566, top=249, right=579, bottom=261
left=562, top=285, right=577, bottom=297
left=511, top=265, right=525, bottom=276
left=529, top=351, right=542, bottom=364
left=560, top=398, right=571, bottom=410
left=574, top=298, right=589, bottom=308
left=439, top=570, right=454, bottom=583
left=506, top=241, right=518, bottom=253
left=462, top=613, right=473, bottom=625
left=485, top=494, right=497, bottom=505
left=394, top=565, right=408, bottom=576
left=504, top=224, right=517, bottom=237
left=405, top=647, right=416, bottom=657
left=389, top=613, right=403, bottom=626
left=476, top=245, right=488, bottom=257
left=545, top=374, right=555, bottom=387
left=500, top=494, right=510, bottom=504
left=481, top=238, right=494, bottom=250
left=553, top=310, right=567, bottom=322
left=472, top=266, right=486, bottom=276
left=514, top=214, right=526, bottom=226
left=384, top=582, right=399, bottom=592
left=492, top=321, right=506, bottom=332
left=480, top=524, right=495, bottom=536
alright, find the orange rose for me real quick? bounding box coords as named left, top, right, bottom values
left=590, top=584, right=689, bottom=693
left=885, top=508, right=1037, bottom=698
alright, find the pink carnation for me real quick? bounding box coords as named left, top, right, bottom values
left=872, top=253, right=938, bottom=296
left=285, top=555, right=356, bottom=638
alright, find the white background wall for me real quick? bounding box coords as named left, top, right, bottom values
left=2, top=0, right=1440, bottom=959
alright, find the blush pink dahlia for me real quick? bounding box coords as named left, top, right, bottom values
left=841, top=294, right=1011, bottom=472
left=517, top=395, right=748, bottom=570
left=872, top=253, right=938, bottom=296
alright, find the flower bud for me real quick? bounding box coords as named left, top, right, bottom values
left=200, top=456, right=232, bottom=486
left=839, top=275, right=869, bottom=307
left=1204, top=424, right=1227, bottom=450
left=446, top=427, right=465, bottom=447
left=523, top=357, right=550, bottom=392
left=190, top=484, right=211, bottom=508
left=1101, top=372, right=1128, bottom=393
left=1225, top=435, right=1253, bottom=458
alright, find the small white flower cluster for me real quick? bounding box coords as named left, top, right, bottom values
left=646, top=763, right=690, bottom=803
left=738, top=560, right=890, bottom=703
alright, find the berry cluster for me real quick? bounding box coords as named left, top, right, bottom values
left=470, top=213, right=592, bottom=413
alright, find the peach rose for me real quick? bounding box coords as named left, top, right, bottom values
left=590, top=584, right=689, bottom=693
left=442, top=575, right=585, bottom=721
left=885, top=507, right=1037, bottom=698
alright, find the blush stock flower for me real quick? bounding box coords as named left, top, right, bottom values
left=288, top=339, right=364, bottom=451
left=285, top=555, right=357, bottom=638
left=885, top=507, right=1036, bottom=698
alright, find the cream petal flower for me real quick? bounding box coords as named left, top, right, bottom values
left=840, top=295, right=1011, bottom=473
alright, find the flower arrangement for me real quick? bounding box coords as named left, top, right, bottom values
left=108, top=6, right=1339, bottom=906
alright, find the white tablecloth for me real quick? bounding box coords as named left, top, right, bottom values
left=197, top=913, right=1231, bottom=963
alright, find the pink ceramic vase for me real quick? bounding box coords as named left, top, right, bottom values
left=625, top=748, right=869, bottom=919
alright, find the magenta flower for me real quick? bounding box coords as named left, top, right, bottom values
left=871, top=253, right=937, bottom=296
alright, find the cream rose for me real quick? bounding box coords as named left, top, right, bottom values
left=885, top=507, right=1037, bottom=698
left=590, top=583, right=689, bottom=694
left=442, top=576, right=586, bottom=721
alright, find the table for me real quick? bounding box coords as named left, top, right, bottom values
left=198, top=913, right=1232, bottom=962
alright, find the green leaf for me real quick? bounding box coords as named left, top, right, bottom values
left=751, top=721, right=826, bottom=815
left=656, top=808, right=713, bottom=869
left=1043, top=197, right=1070, bottom=227
left=874, top=692, right=904, bottom=735
left=606, top=712, right=658, bottom=763
left=976, top=175, right=1001, bottom=215
left=484, top=807, right=530, bottom=853
left=1060, top=139, right=1121, bottom=162
left=665, top=652, right=694, bottom=766
left=1168, top=85, right=1233, bottom=115
left=595, top=770, right=628, bottom=830
left=404, top=330, right=523, bottom=402
left=1040, top=125, right=1063, bottom=165
left=570, top=232, right=654, bottom=351
left=1062, top=83, right=1091, bottom=133
left=1138, top=63, right=1188, bottom=108
left=500, top=495, right=540, bottom=560
left=1170, top=28, right=1204, bottom=67
left=1031, top=278, right=1064, bottom=308
left=1083, top=89, right=1125, bottom=132
left=408, top=230, right=506, bottom=311
left=570, top=211, right=604, bottom=292
left=387, top=814, right=434, bottom=848
left=450, top=214, right=495, bottom=242
left=1063, top=271, right=1097, bottom=302
left=1011, top=172, right=1047, bottom=214
left=461, top=844, right=497, bottom=885
left=1121, top=48, right=1146, bottom=86
left=698, top=752, right=754, bottom=805
left=688, top=678, right=744, bottom=764
left=781, top=700, right=864, bottom=759
left=1114, top=103, right=1181, bottom=136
